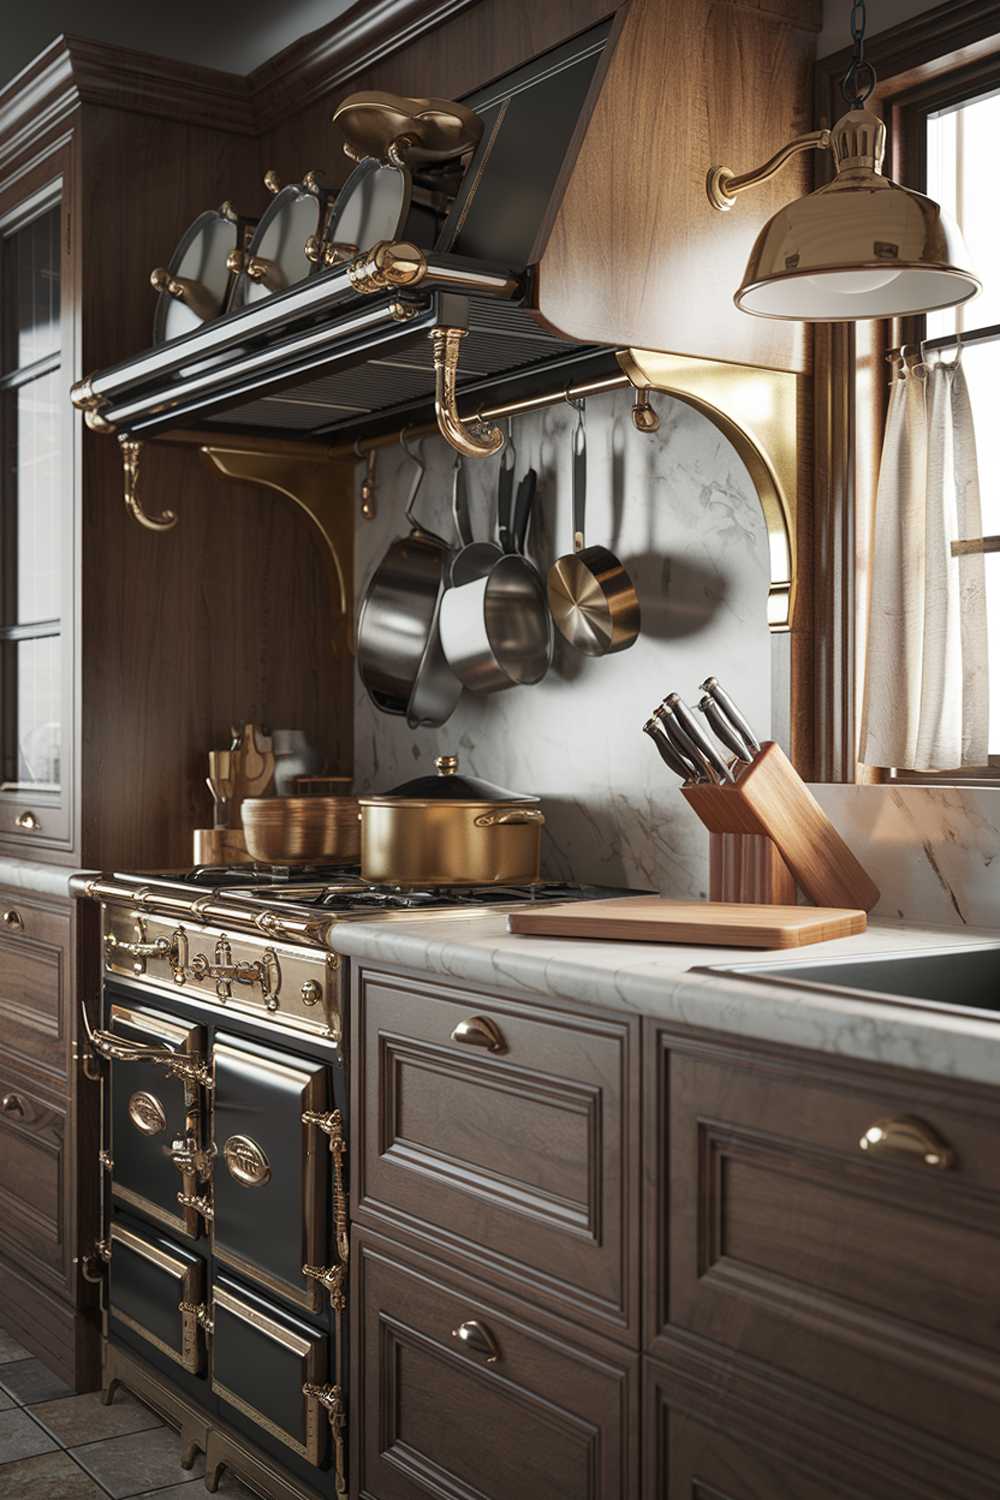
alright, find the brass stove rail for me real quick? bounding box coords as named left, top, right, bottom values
left=75, top=875, right=331, bottom=949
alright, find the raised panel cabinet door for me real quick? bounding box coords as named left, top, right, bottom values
left=656, top=1039, right=1000, bottom=1467
left=353, top=969, right=639, bottom=1344
left=0, top=889, right=69, bottom=1075
left=0, top=1062, right=68, bottom=1290
left=354, top=1227, right=637, bottom=1500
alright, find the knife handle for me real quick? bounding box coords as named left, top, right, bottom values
left=654, top=704, right=715, bottom=783
left=663, top=695, right=735, bottom=783
left=698, top=695, right=753, bottom=764
left=644, top=718, right=697, bottom=783
left=700, top=677, right=761, bottom=755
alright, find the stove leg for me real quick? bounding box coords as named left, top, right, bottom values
left=205, top=1457, right=224, bottom=1493
left=101, top=1375, right=121, bottom=1408
left=180, top=1435, right=200, bottom=1472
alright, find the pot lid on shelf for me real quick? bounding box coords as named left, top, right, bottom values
left=365, top=754, right=538, bottom=804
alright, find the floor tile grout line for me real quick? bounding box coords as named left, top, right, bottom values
left=64, top=1415, right=168, bottom=1453
left=65, top=1444, right=121, bottom=1497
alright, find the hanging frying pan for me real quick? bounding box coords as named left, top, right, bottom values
left=323, top=91, right=484, bottom=266
left=547, top=400, right=641, bottom=656
left=231, top=170, right=336, bottom=307
left=151, top=201, right=255, bottom=344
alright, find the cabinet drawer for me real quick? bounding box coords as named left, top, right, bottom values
left=354, top=1227, right=636, bottom=1500
left=0, top=1063, right=68, bottom=1290
left=354, top=969, right=638, bottom=1342
left=0, top=892, right=70, bottom=1075
left=657, top=1042, right=1000, bottom=1464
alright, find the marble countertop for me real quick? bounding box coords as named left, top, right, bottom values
left=0, top=857, right=94, bottom=900
left=329, top=911, right=1000, bottom=1088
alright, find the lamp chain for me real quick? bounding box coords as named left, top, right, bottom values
left=841, top=0, right=876, bottom=109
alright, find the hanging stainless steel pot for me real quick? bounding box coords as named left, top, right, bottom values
left=151, top=201, right=255, bottom=343
left=359, top=754, right=545, bottom=886
left=357, top=435, right=451, bottom=716
left=547, top=399, right=641, bottom=656
left=231, top=170, right=335, bottom=306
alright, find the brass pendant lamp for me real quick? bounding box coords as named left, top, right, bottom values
left=707, top=0, right=980, bottom=322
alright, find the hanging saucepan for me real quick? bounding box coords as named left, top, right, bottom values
left=448, top=437, right=512, bottom=587
left=439, top=465, right=552, bottom=694
left=405, top=466, right=468, bottom=731
left=151, top=201, right=255, bottom=343
left=547, top=399, right=640, bottom=656
left=323, top=91, right=484, bottom=265
left=358, top=753, right=545, bottom=886
left=357, top=433, right=451, bottom=717
left=231, top=170, right=336, bottom=306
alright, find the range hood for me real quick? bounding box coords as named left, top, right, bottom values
left=72, top=21, right=619, bottom=455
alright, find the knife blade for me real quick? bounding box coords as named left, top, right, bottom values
left=697, top=694, right=754, bottom=765
left=699, top=676, right=762, bottom=756
left=643, top=716, right=698, bottom=783
left=654, top=702, right=716, bottom=783
left=662, top=694, right=736, bottom=783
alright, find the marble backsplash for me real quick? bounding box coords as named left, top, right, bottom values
left=812, top=784, right=1000, bottom=930
left=353, top=386, right=773, bottom=895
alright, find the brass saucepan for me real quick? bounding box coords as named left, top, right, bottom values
left=358, top=754, right=545, bottom=886
left=547, top=399, right=640, bottom=656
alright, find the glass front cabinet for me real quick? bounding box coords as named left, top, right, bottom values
left=0, top=152, right=75, bottom=851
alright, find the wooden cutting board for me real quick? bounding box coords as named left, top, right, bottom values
left=507, top=897, right=867, bottom=949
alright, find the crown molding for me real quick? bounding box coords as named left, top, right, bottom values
left=249, top=0, right=482, bottom=132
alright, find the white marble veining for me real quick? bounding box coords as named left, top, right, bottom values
left=812, top=784, right=1000, bottom=929
left=354, top=387, right=773, bottom=897
left=0, top=857, right=88, bottom=900
left=330, top=910, right=1000, bottom=1087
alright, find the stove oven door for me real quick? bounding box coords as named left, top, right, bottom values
left=211, top=1273, right=341, bottom=1485
left=107, top=998, right=208, bottom=1239
left=212, top=1032, right=337, bottom=1314
left=108, top=1219, right=206, bottom=1375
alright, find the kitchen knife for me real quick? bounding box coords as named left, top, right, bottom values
left=643, top=716, right=698, bottom=783
left=653, top=702, right=715, bottom=783
left=699, top=676, right=762, bottom=756
left=662, top=694, right=736, bottom=783
left=697, top=693, right=754, bottom=765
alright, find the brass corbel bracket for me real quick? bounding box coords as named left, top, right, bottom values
left=201, top=447, right=352, bottom=640
left=431, top=327, right=504, bottom=459
left=121, top=438, right=178, bottom=533
left=619, top=349, right=798, bottom=632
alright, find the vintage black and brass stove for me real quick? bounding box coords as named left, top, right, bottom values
left=78, top=865, right=632, bottom=1497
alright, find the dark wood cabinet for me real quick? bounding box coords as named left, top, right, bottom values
left=352, top=1225, right=638, bottom=1500
left=352, top=967, right=640, bottom=1346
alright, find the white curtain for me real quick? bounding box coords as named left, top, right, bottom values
left=860, top=354, right=989, bottom=771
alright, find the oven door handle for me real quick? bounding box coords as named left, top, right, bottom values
left=302, top=1108, right=349, bottom=1264
left=82, top=1011, right=213, bottom=1089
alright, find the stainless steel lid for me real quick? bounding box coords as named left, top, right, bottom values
left=367, top=753, right=538, bottom=804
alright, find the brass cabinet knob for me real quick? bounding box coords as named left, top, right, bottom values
left=451, top=1320, right=500, bottom=1364
left=450, top=1016, right=506, bottom=1054
left=14, top=810, right=40, bottom=831
left=858, top=1114, right=955, bottom=1170
left=2, top=910, right=23, bottom=931
left=1, top=1094, right=24, bottom=1117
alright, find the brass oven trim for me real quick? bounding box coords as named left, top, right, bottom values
left=210, top=1043, right=327, bottom=1314
left=212, top=1286, right=325, bottom=1465
left=111, top=1182, right=190, bottom=1239
left=109, top=1224, right=204, bottom=1374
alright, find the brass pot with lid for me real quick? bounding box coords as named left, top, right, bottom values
left=358, top=754, right=545, bottom=886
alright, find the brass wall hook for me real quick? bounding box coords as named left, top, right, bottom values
left=120, top=437, right=178, bottom=533
left=431, top=327, right=504, bottom=458
left=355, top=439, right=378, bottom=520
left=630, top=383, right=660, bottom=433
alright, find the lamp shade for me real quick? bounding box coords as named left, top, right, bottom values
left=736, top=109, right=980, bottom=321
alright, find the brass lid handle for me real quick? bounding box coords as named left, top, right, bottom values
left=451, top=1320, right=500, bottom=1364
left=149, top=268, right=218, bottom=323
left=243, top=254, right=284, bottom=291
left=473, top=808, right=545, bottom=828
left=435, top=754, right=458, bottom=775
left=859, top=1115, right=955, bottom=1170
left=263, top=169, right=282, bottom=195
left=2, top=909, right=23, bottom=930
left=450, top=1016, right=506, bottom=1054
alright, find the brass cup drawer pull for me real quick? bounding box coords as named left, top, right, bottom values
left=1, top=909, right=23, bottom=931
left=859, top=1114, right=956, bottom=1170
left=452, top=1319, right=500, bottom=1365
left=450, top=1015, right=506, bottom=1053
left=14, top=810, right=40, bottom=831
left=1, top=1093, right=25, bottom=1117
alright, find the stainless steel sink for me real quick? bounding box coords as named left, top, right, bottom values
left=713, top=944, right=1000, bottom=1019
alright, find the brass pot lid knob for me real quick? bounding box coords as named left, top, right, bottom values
left=435, top=755, right=459, bottom=775
left=263, top=169, right=282, bottom=195
left=332, top=91, right=483, bottom=164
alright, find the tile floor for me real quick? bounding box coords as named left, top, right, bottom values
left=0, top=1329, right=256, bottom=1499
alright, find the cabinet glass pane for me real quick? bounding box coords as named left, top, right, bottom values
left=2, top=369, right=62, bottom=625
left=1, top=634, right=61, bottom=791
left=2, top=207, right=60, bottom=374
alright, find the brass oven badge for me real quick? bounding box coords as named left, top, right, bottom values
left=223, top=1134, right=272, bottom=1188
left=128, top=1090, right=168, bottom=1136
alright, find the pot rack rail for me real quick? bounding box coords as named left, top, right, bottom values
left=102, top=346, right=801, bottom=639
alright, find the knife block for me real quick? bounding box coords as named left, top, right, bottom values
left=683, top=742, right=880, bottom=912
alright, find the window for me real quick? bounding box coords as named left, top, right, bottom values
left=0, top=202, right=63, bottom=793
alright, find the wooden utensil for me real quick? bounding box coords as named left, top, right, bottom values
left=508, top=896, right=866, bottom=949
left=682, top=741, right=880, bottom=912
left=230, top=723, right=275, bottom=803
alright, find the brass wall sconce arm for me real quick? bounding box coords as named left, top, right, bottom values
left=707, top=129, right=832, bottom=213
left=121, top=438, right=178, bottom=533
